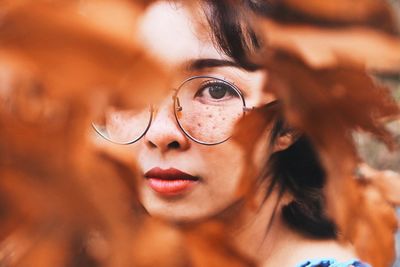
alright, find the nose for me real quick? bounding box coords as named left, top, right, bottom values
left=144, top=99, right=190, bottom=153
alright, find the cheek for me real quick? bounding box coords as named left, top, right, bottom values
left=131, top=140, right=154, bottom=170
left=199, top=141, right=246, bottom=199
left=252, top=127, right=273, bottom=171
left=200, top=127, right=272, bottom=202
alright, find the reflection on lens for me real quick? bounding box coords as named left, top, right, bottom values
left=175, top=77, right=244, bottom=145
left=92, top=106, right=152, bottom=144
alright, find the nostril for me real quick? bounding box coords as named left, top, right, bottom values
left=147, top=140, right=157, bottom=149
left=168, top=141, right=180, bottom=149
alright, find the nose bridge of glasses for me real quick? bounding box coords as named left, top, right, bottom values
left=151, top=89, right=180, bottom=115
left=174, top=96, right=182, bottom=112
left=144, top=94, right=190, bottom=148
left=151, top=94, right=179, bottom=124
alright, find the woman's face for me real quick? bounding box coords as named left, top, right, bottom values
left=104, top=2, right=273, bottom=222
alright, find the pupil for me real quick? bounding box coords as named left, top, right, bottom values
left=209, top=85, right=227, bottom=99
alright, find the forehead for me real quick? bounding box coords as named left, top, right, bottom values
left=136, top=2, right=271, bottom=106
left=137, top=2, right=224, bottom=67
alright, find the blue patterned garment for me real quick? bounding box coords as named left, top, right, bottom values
left=297, top=258, right=371, bottom=267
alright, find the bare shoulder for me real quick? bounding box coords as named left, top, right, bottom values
left=292, top=239, right=358, bottom=261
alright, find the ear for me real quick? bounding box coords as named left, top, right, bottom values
left=272, top=131, right=300, bottom=153
left=260, top=91, right=277, bottom=105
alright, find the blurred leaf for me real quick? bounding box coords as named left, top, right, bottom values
left=259, top=19, right=400, bottom=72
left=254, top=2, right=400, bottom=265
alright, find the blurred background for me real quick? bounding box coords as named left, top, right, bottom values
left=356, top=1, right=400, bottom=265
left=0, top=1, right=399, bottom=267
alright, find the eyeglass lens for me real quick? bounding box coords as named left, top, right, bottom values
left=175, top=77, right=244, bottom=144
left=92, top=76, right=245, bottom=145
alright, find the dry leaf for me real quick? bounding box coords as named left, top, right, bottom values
left=259, top=19, right=400, bottom=72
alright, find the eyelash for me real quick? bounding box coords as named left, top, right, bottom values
left=195, top=80, right=238, bottom=100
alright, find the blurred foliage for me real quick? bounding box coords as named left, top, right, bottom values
left=0, top=1, right=399, bottom=267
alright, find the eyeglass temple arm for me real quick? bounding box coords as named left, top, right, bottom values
left=243, top=100, right=279, bottom=112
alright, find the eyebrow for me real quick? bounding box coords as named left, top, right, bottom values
left=187, top=58, right=241, bottom=71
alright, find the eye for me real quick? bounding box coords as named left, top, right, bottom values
left=208, top=83, right=229, bottom=99
left=195, top=81, right=238, bottom=102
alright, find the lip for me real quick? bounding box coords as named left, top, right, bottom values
left=144, top=167, right=199, bottom=196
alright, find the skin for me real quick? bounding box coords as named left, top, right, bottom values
left=101, top=2, right=359, bottom=265
left=134, top=1, right=270, bottom=222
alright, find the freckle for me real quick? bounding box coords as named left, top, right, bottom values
left=212, top=126, right=216, bottom=130
left=208, top=114, right=212, bottom=118
left=222, top=117, right=225, bottom=121
left=197, top=123, right=202, bottom=127
left=206, top=107, right=209, bottom=110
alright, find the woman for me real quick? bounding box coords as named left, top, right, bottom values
left=93, top=1, right=370, bottom=266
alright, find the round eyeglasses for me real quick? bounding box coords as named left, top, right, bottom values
left=92, top=75, right=254, bottom=145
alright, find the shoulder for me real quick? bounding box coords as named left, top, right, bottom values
left=260, top=223, right=363, bottom=267
left=293, top=239, right=358, bottom=260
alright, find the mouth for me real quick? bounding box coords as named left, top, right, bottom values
left=144, top=167, right=200, bottom=196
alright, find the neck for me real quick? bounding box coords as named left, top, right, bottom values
left=227, top=186, right=358, bottom=267
left=226, top=183, right=290, bottom=264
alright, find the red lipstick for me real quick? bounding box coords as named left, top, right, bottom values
left=144, top=167, right=199, bottom=196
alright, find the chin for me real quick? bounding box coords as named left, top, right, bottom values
left=139, top=182, right=241, bottom=223
left=143, top=203, right=213, bottom=223
left=140, top=193, right=224, bottom=223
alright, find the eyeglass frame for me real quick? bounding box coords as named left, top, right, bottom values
left=92, top=75, right=255, bottom=146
